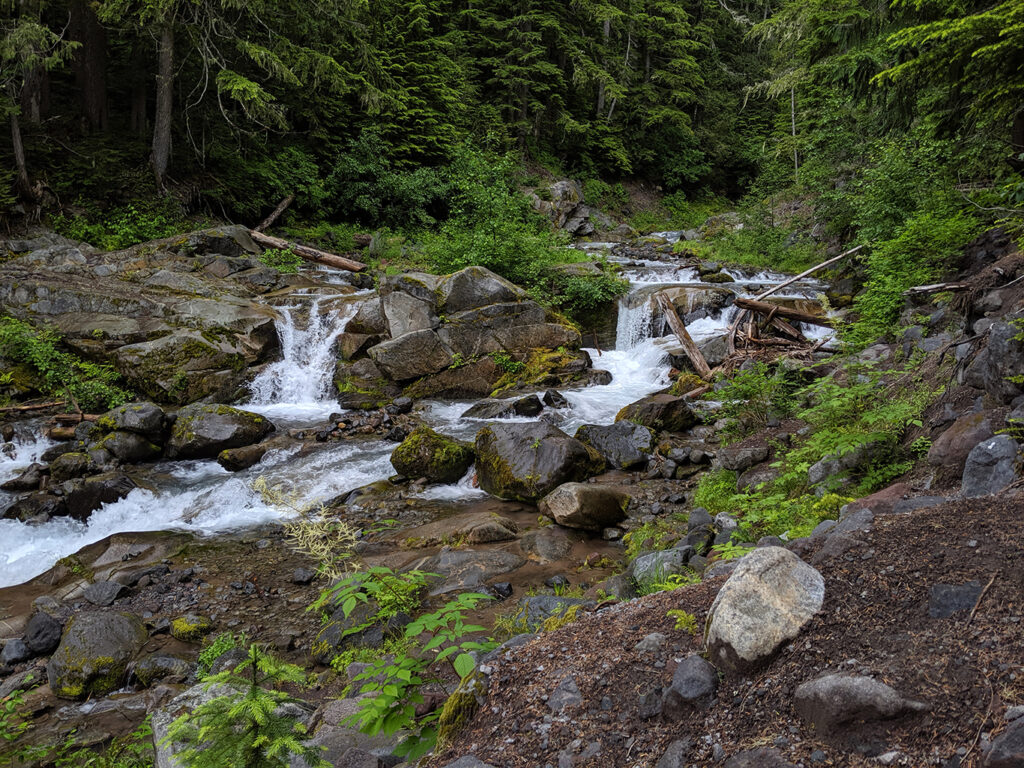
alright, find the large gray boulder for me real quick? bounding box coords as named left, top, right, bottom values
left=96, top=402, right=167, bottom=441
left=986, top=718, right=1024, bottom=767
left=927, top=411, right=995, bottom=471
left=62, top=471, right=137, bottom=519
left=574, top=422, right=654, bottom=470
left=794, top=673, right=928, bottom=734
left=437, top=266, right=528, bottom=313
left=368, top=329, right=454, bottom=380
left=47, top=612, right=147, bottom=699
left=474, top=422, right=605, bottom=502
left=166, top=404, right=274, bottom=459
left=381, top=290, right=439, bottom=338
left=629, top=548, right=692, bottom=588
left=965, top=320, right=1024, bottom=403
left=705, top=547, right=824, bottom=674
left=407, top=549, right=526, bottom=596
left=962, top=435, right=1020, bottom=497
left=537, top=483, right=629, bottom=531
left=616, top=394, right=697, bottom=433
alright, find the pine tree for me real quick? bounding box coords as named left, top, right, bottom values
left=162, top=644, right=327, bottom=768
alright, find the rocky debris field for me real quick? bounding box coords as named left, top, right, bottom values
left=429, top=496, right=1024, bottom=768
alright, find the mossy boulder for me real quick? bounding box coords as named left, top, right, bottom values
left=93, top=430, right=162, bottom=463
left=390, top=426, right=475, bottom=483
left=575, top=422, right=655, bottom=470
left=62, top=471, right=137, bottom=520
left=49, top=452, right=95, bottom=483
left=46, top=612, right=147, bottom=699
left=616, top=394, right=697, bottom=433
left=474, top=422, right=605, bottom=502
left=166, top=404, right=274, bottom=459
left=170, top=613, right=212, bottom=642
left=95, top=402, right=167, bottom=441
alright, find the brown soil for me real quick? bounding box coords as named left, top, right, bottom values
left=429, top=494, right=1024, bottom=768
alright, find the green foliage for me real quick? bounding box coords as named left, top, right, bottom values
left=163, top=644, right=327, bottom=768
left=322, top=567, right=494, bottom=761
left=666, top=609, right=698, bottom=634
left=51, top=720, right=155, bottom=768
left=692, top=470, right=738, bottom=516
left=623, top=519, right=684, bottom=560
left=0, top=316, right=132, bottom=411
left=709, top=541, right=753, bottom=561
left=713, top=361, right=800, bottom=443
left=489, top=351, right=525, bottom=375
left=52, top=199, right=184, bottom=250
left=197, top=632, right=245, bottom=679
left=0, top=689, right=28, bottom=765
left=258, top=247, right=303, bottom=274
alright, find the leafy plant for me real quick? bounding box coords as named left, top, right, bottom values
left=710, top=541, right=753, bottom=561
left=712, top=361, right=800, bottom=443
left=490, top=351, right=525, bottom=375
left=163, top=644, right=327, bottom=768
left=197, top=632, right=245, bottom=679
left=666, top=609, right=698, bottom=635
left=323, top=567, right=495, bottom=761
left=0, top=689, right=28, bottom=765
left=257, top=247, right=303, bottom=274
left=0, top=315, right=132, bottom=411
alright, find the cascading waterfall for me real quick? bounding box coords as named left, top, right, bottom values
left=247, top=299, right=356, bottom=422
left=615, top=295, right=655, bottom=351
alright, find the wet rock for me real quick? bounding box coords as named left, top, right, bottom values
left=985, top=718, right=1024, bottom=767
left=538, top=482, right=629, bottom=531
left=462, top=398, right=517, bottom=419
left=49, top=451, right=94, bottom=483
left=390, top=426, right=474, bottom=484
left=409, top=549, right=526, bottom=596
left=83, top=580, right=129, bottom=606
left=706, top=547, right=824, bottom=674
left=724, top=748, right=798, bottom=768
left=63, top=471, right=137, bottom=519
left=543, top=389, right=569, bottom=408
left=47, top=611, right=148, bottom=699
left=513, top=394, right=543, bottom=416
left=794, top=673, right=929, bottom=734
left=23, top=611, right=63, bottom=655
left=928, top=412, right=995, bottom=471
left=217, top=442, right=270, bottom=471
left=401, top=511, right=518, bottom=548
left=474, top=422, right=605, bottom=502
left=97, top=402, right=167, bottom=441
left=132, top=655, right=192, bottom=687
left=519, top=527, right=574, bottom=563
left=0, top=462, right=45, bottom=491
left=166, top=404, right=274, bottom=459
left=616, top=394, right=697, bottom=433
left=928, top=582, right=983, bottom=619
left=1, top=492, right=67, bottom=522
left=381, top=289, right=439, bottom=338
left=662, top=655, right=718, bottom=717
left=629, top=549, right=692, bottom=589
left=1, top=638, right=30, bottom=665
left=92, top=430, right=161, bottom=463
left=515, top=596, right=594, bottom=630
left=718, top=444, right=769, bottom=473
left=369, top=328, right=454, bottom=380
left=292, top=567, right=316, bottom=585
left=574, top=422, right=655, bottom=470
left=962, top=435, right=1020, bottom=497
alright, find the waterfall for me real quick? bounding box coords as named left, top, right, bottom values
left=615, top=295, right=655, bottom=350
left=248, top=299, right=355, bottom=416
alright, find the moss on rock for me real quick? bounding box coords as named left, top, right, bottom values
left=390, top=426, right=475, bottom=483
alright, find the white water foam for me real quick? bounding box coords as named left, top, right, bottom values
left=0, top=439, right=394, bottom=588
left=247, top=299, right=354, bottom=423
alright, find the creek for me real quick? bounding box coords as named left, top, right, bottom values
left=0, top=241, right=828, bottom=588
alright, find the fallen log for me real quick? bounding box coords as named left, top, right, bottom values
left=735, top=297, right=834, bottom=328
left=903, top=282, right=971, bottom=296
left=254, top=194, right=294, bottom=232
left=769, top=316, right=806, bottom=341
left=0, top=401, right=64, bottom=414
left=657, top=293, right=712, bottom=380
left=249, top=230, right=367, bottom=273
left=51, top=413, right=101, bottom=425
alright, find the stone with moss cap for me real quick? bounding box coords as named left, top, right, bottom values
left=47, top=611, right=148, bottom=699
left=170, top=613, right=213, bottom=642
left=390, top=426, right=475, bottom=484
left=474, top=422, right=605, bottom=502
left=616, top=393, right=697, bottom=433
left=95, top=401, right=167, bottom=441
left=166, top=403, right=274, bottom=459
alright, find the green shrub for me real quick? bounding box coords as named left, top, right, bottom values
left=0, top=316, right=132, bottom=411
left=52, top=198, right=183, bottom=250
left=258, top=246, right=303, bottom=274
left=713, top=361, right=800, bottom=443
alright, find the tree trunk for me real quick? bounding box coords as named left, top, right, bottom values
left=70, top=0, right=108, bottom=132
left=9, top=86, right=32, bottom=200
left=21, top=65, right=48, bottom=123
left=790, top=86, right=799, bottom=185
left=596, top=18, right=610, bottom=117
left=151, top=24, right=174, bottom=187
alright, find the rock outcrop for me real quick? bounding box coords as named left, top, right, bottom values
left=390, top=426, right=475, bottom=484
left=47, top=612, right=148, bottom=699
left=166, top=404, right=274, bottom=459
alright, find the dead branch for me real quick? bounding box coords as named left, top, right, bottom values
left=657, top=293, right=712, bottom=380
left=250, top=230, right=367, bottom=272
left=254, top=194, right=294, bottom=232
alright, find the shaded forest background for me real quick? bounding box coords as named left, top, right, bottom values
left=1, top=0, right=1023, bottom=336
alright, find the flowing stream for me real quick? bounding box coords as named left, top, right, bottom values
left=0, top=239, right=829, bottom=587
